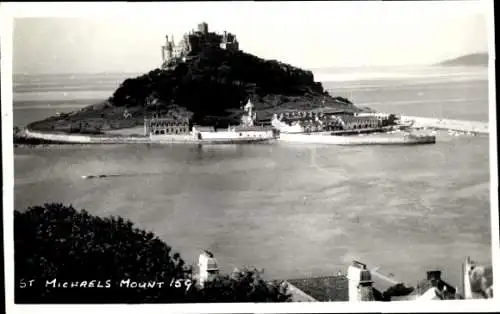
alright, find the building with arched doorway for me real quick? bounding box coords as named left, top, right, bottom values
left=144, top=111, right=192, bottom=136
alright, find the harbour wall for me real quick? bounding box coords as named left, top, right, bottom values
left=400, top=116, right=489, bottom=134
left=21, top=114, right=484, bottom=146
left=23, top=129, right=153, bottom=144
left=24, top=128, right=432, bottom=146
left=22, top=129, right=274, bottom=145
left=278, top=133, right=435, bottom=145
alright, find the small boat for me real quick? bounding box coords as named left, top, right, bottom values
left=81, top=174, right=109, bottom=179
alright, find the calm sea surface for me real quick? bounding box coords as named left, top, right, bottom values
left=12, top=66, right=491, bottom=289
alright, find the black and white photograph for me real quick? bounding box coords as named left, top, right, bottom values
left=1, top=1, right=498, bottom=312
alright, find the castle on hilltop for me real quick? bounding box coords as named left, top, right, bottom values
left=161, top=22, right=239, bottom=68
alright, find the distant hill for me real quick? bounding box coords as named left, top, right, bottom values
left=437, top=52, right=489, bottom=67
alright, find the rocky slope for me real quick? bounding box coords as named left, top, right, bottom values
left=28, top=45, right=360, bottom=133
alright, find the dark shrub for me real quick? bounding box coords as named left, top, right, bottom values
left=108, top=46, right=332, bottom=123
left=15, top=203, right=291, bottom=303
left=200, top=268, right=291, bottom=303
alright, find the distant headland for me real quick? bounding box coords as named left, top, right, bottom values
left=26, top=22, right=360, bottom=135
left=436, top=52, right=488, bottom=67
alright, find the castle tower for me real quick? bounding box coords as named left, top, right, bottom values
left=198, top=22, right=208, bottom=35
left=162, top=35, right=174, bottom=63
left=347, top=261, right=375, bottom=301
left=198, top=251, right=219, bottom=288
left=161, top=35, right=168, bottom=63
left=166, top=40, right=173, bottom=60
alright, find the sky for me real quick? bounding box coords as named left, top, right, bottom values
left=7, top=1, right=491, bottom=74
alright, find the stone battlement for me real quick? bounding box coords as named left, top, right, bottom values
left=161, top=22, right=240, bottom=67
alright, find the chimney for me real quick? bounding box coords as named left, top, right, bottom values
left=427, top=270, right=442, bottom=281
left=427, top=270, right=442, bottom=289
left=197, top=251, right=219, bottom=289
left=348, top=261, right=374, bottom=301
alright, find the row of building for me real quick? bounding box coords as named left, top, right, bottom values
left=142, top=99, right=399, bottom=137
left=271, top=110, right=397, bottom=133
left=197, top=252, right=492, bottom=302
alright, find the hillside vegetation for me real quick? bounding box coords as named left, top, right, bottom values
left=27, top=45, right=359, bottom=133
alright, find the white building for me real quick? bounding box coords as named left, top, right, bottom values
left=347, top=261, right=375, bottom=302
left=197, top=251, right=219, bottom=288
left=240, top=99, right=257, bottom=127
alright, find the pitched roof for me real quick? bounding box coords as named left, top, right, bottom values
left=232, top=125, right=273, bottom=132
left=286, top=275, right=349, bottom=302
left=192, top=125, right=215, bottom=132
left=280, top=117, right=322, bottom=124
left=337, top=115, right=380, bottom=123
left=417, top=278, right=457, bottom=299
left=370, top=268, right=405, bottom=293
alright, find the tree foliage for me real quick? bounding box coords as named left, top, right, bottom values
left=200, top=268, right=291, bottom=303
left=109, top=46, right=334, bottom=123
left=15, top=203, right=291, bottom=303
left=26, top=44, right=360, bottom=132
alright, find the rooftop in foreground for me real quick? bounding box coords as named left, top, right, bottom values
left=287, top=275, right=349, bottom=302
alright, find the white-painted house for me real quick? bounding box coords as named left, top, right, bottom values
left=197, top=251, right=219, bottom=288
left=347, top=261, right=375, bottom=302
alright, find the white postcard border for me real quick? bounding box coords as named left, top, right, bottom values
left=2, top=1, right=498, bottom=313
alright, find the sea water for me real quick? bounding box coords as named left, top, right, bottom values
left=12, top=66, right=491, bottom=288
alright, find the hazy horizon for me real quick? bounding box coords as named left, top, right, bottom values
left=8, top=1, right=490, bottom=75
